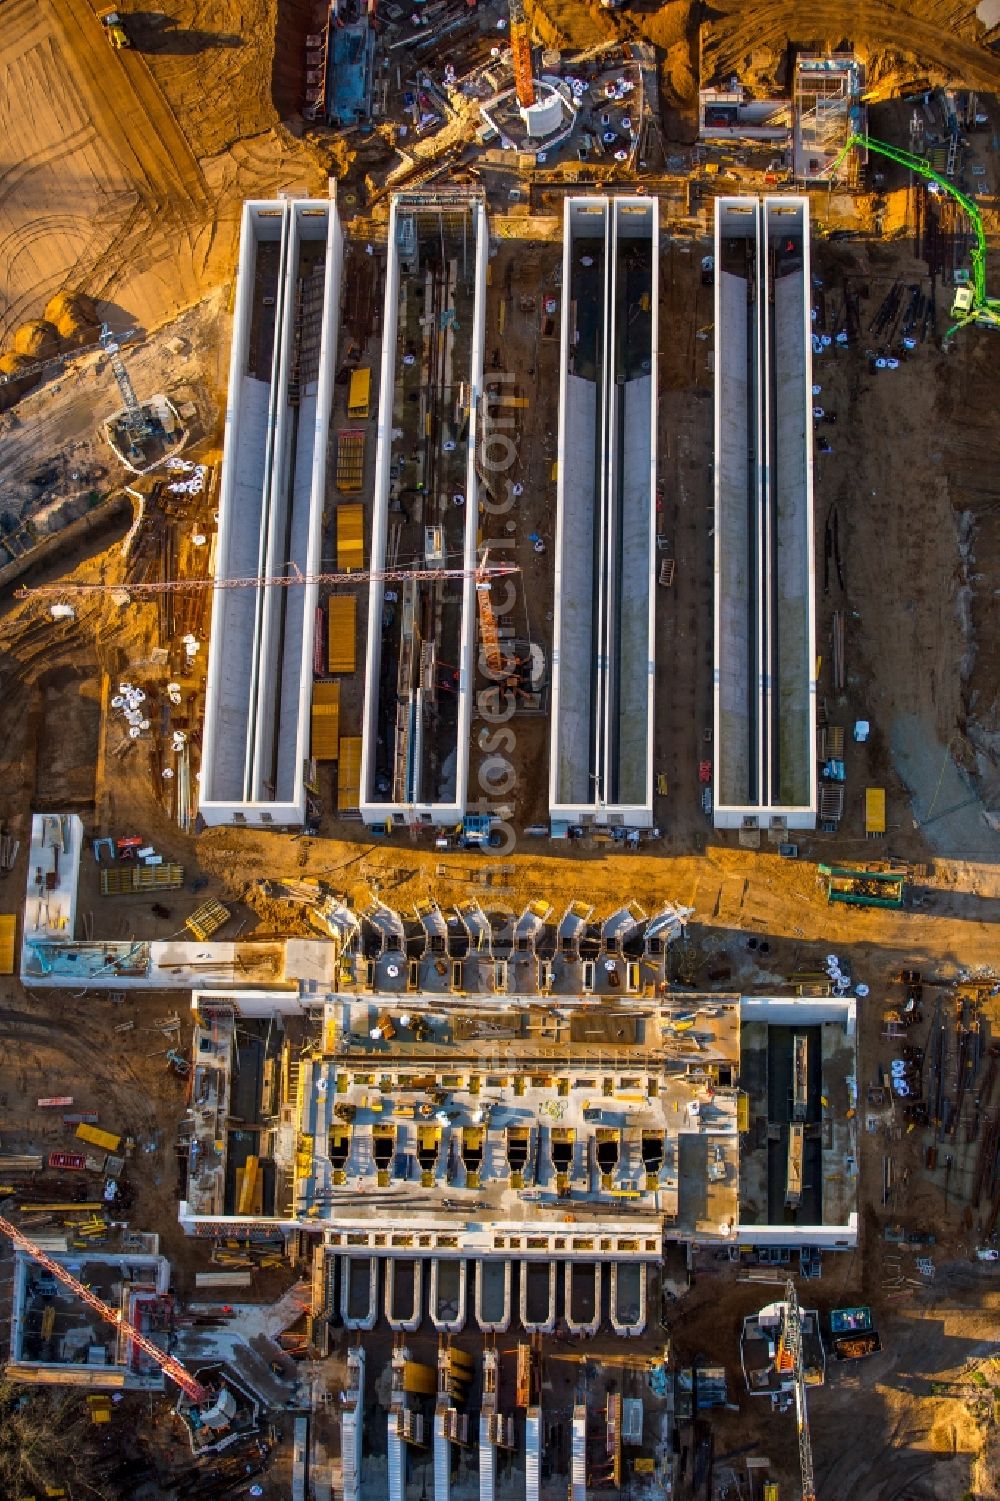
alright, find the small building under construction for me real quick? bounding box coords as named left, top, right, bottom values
left=549, top=197, right=658, bottom=831
left=8, top=1250, right=172, bottom=1391
left=712, top=196, right=817, bottom=833
left=360, top=192, right=488, bottom=829
left=200, top=198, right=343, bottom=827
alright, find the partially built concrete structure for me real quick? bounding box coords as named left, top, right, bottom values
left=713, top=197, right=817, bottom=833
left=200, top=198, right=343, bottom=827
left=360, top=192, right=488, bottom=830
left=550, top=198, right=658, bottom=832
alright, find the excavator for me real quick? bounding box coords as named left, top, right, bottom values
left=827, top=132, right=1000, bottom=337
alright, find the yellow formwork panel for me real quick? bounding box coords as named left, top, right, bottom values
left=0, top=915, right=16, bottom=975
left=337, top=736, right=362, bottom=812
left=327, top=595, right=357, bottom=674
left=337, top=503, right=365, bottom=571
left=311, top=680, right=341, bottom=761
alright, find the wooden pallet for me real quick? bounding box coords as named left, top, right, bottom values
left=336, top=430, right=366, bottom=493
left=185, top=899, right=231, bottom=941
left=100, top=864, right=184, bottom=895
left=821, top=725, right=845, bottom=759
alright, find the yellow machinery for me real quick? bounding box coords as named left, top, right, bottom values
left=100, top=11, right=130, bottom=47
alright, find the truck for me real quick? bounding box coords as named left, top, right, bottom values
left=819, top=864, right=905, bottom=909
left=828, top=1305, right=881, bottom=1360
left=75, top=1123, right=122, bottom=1153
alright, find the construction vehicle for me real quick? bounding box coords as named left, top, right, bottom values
left=819, top=863, right=905, bottom=910
left=166, top=1049, right=190, bottom=1078
left=100, top=10, right=131, bottom=48
left=828, top=1306, right=881, bottom=1361
left=0, top=1212, right=209, bottom=1403
left=828, top=133, right=1000, bottom=335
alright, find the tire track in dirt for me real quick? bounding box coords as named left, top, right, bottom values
left=44, top=0, right=210, bottom=217
left=702, top=0, right=1000, bottom=93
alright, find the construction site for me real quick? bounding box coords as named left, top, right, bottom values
left=1, top=0, right=1000, bottom=1497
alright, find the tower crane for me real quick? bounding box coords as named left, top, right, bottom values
left=99, top=322, right=151, bottom=443
left=15, top=559, right=519, bottom=680
left=826, top=132, right=1000, bottom=335
left=779, top=1278, right=817, bottom=1501
left=15, top=559, right=520, bottom=603
left=507, top=0, right=535, bottom=110
left=0, top=1212, right=209, bottom=1404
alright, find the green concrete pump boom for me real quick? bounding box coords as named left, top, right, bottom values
left=827, top=132, right=1000, bottom=332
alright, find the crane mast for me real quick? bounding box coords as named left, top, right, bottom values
left=508, top=0, right=535, bottom=109
left=99, top=323, right=151, bottom=441
left=0, top=1213, right=209, bottom=1404
left=782, top=1278, right=816, bottom=1501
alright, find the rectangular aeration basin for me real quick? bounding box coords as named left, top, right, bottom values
left=360, top=193, right=488, bottom=829
left=713, top=196, right=817, bottom=831
left=200, top=199, right=343, bottom=827
left=549, top=198, right=658, bottom=830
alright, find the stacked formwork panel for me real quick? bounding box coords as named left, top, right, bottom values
left=360, top=193, right=488, bottom=829
left=713, top=197, right=817, bottom=831
left=200, top=199, right=343, bottom=827
left=550, top=198, right=658, bottom=830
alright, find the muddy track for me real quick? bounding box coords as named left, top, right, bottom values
left=702, top=0, right=1000, bottom=92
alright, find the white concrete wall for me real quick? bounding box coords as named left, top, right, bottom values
left=200, top=199, right=342, bottom=827
left=552, top=375, right=597, bottom=806
left=201, top=201, right=273, bottom=808
left=714, top=197, right=817, bottom=830
left=618, top=375, right=653, bottom=806
left=550, top=198, right=656, bottom=829
left=714, top=263, right=753, bottom=809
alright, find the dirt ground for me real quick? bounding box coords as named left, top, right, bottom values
left=2, top=0, right=1000, bottom=1494
left=0, top=0, right=324, bottom=347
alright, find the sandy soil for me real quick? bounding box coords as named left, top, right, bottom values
left=0, top=0, right=325, bottom=348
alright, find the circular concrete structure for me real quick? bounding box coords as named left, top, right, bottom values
left=521, top=90, right=563, bottom=140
